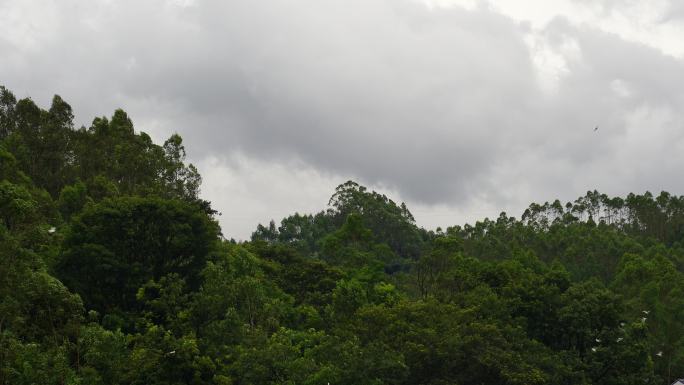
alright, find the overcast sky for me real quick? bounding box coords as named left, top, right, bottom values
left=2, top=0, right=684, bottom=239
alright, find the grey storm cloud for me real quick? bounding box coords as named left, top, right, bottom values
left=114, top=1, right=543, bottom=204
left=2, top=0, right=684, bottom=215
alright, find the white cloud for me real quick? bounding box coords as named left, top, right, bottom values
left=197, top=154, right=342, bottom=239
left=434, top=0, right=684, bottom=57
left=1, top=0, right=684, bottom=239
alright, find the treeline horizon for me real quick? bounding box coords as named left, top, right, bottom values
left=1, top=85, right=683, bottom=385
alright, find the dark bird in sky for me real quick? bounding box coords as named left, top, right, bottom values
left=594, top=126, right=599, bottom=131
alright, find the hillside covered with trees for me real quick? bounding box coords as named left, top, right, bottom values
left=1, top=86, right=683, bottom=385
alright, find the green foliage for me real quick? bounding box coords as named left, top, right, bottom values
left=248, top=242, right=344, bottom=307
left=58, top=181, right=90, bottom=220
left=56, top=196, right=219, bottom=319
left=253, top=180, right=424, bottom=267
left=196, top=246, right=294, bottom=332
left=77, top=324, right=129, bottom=385
left=0, top=180, right=37, bottom=232
left=328, top=181, right=423, bottom=259
left=2, top=85, right=683, bottom=384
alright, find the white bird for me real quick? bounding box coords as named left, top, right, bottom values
left=620, top=322, right=625, bottom=327
left=166, top=350, right=176, bottom=356
left=617, top=338, right=623, bottom=342
left=656, top=351, right=663, bottom=357
left=642, top=310, right=650, bottom=315
left=591, top=347, right=597, bottom=352
left=595, top=338, right=601, bottom=343
left=48, top=227, right=56, bottom=234
left=641, top=317, right=647, bottom=323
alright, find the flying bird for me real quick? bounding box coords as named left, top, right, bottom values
left=48, top=227, right=56, bottom=234
left=617, top=338, right=623, bottom=342
left=656, top=351, right=663, bottom=357
left=591, top=347, right=597, bottom=352
left=641, top=317, right=647, bottom=322
left=594, top=126, right=599, bottom=132
left=642, top=310, right=650, bottom=315
left=595, top=338, right=601, bottom=343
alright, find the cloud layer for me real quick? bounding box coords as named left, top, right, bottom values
left=2, top=0, right=684, bottom=238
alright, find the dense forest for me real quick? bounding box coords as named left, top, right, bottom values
left=1, top=85, right=683, bottom=385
